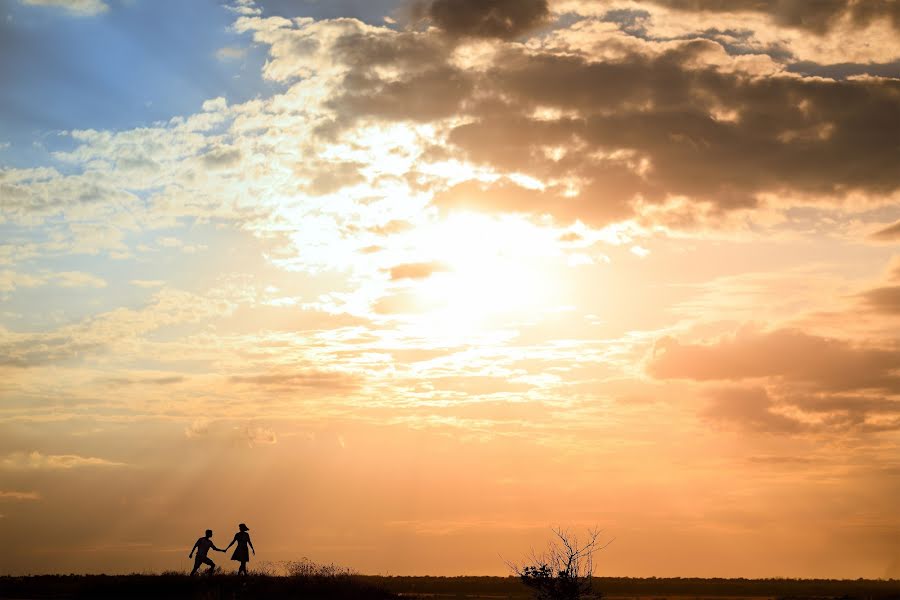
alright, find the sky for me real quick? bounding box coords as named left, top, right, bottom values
left=1, top=0, right=900, bottom=579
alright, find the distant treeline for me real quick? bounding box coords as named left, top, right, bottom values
left=360, top=575, right=900, bottom=599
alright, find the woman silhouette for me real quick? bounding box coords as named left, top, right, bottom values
left=224, top=523, right=255, bottom=575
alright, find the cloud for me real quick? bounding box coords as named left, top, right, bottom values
left=871, top=221, right=900, bottom=241
left=20, top=0, right=109, bottom=17
left=369, top=220, right=413, bottom=236
left=229, top=370, right=361, bottom=390
left=640, top=0, right=900, bottom=34
left=130, top=279, right=165, bottom=288
left=216, top=46, right=248, bottom=61
left=410, top=0, right=550, bottom=39
left=225, top=0, right=261, bottom=17
left=0, top=490, right=41, bottom=501
left=563, top=0, right=900, bottom=67
left=304, top=161, right=366, bottom=195
left=652, top=324, right=900, bottom=435
left=703, top=387, right=806, bottom=433
left=1, top=167, right=142, bottom=225
left=388, top=262, right=449, bottom=280
left=0, top=451, right=126, bottom=470
left=183, top=420, right=278, bottom=447
left=103, top=375, right=186, bottom=386
left=648, top=328, right=900, bottom=393
left=330, top=63, right=475, bottom=123
left=185, top=419, right=210, bottom=439
left=201, top=145, right=242, bottom=169
left=454, top=46, right=899, bottom=221
left=56, top=271, right=107, bottom=288
left=242, top=425, right=277, bottom=447
left=236, top=16, right=900, bottom=227
left=0, top=270, right=106, bottom=294
left=0, top=270, right=44, bottom=294
left=0, top=288, right=235, bottom=368
left=860, top=286, right=900, bottom=315
left=702, top=385, right=900, bottom=435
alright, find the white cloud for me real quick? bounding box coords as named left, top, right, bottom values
left=0, top=270, right=106, bottom=293
left=0, top=270, right=43, bottom=294
left=225, top=0, right=261, bottom=17
left=130, top=279, right=165, bottom=288
left=201, top=97, right=228, bottom=112
left=20, top=0, right=109, bottom=17
left=0, top=451, right=126, bottom=470
left=56, top=271, right=107, bottom=288
left=216, top=46, right=248, bottom=61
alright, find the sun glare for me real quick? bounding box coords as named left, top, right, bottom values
left=401, top=212, right=563, bottom=333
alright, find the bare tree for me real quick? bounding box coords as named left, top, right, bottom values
left=507, top=528, right=614, bottom=600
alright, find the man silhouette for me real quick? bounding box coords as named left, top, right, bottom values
left=189, top=529, right=224, bottom=575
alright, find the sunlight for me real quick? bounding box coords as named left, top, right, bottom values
left=403, top=212, right=563, bottom=333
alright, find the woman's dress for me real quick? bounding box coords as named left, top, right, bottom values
left=230, top=531, right=251, bottom=562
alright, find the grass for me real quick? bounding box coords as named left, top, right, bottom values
left=3, top=573, right=900, bottom=600
left=0, top=564, right=399, bottom=600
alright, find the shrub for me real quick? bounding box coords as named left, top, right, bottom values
left=509, top=527, right=614, bottom=600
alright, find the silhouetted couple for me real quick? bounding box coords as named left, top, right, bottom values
left=189, top=523, right=255, bottom=575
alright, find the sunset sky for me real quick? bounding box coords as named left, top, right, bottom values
left=2, top=0, right=900, bottom=578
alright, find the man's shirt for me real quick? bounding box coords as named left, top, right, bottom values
left=194, top=537, right=214, bottom=558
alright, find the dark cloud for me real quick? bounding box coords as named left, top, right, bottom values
left=703, top=387, right=806, bottom=433
left=703, top=386, right=900, bottom=434
left=304, top=161, right=365, bottom=195
left=228, top=370, right=360, bottom=390
left=648, top=328, right=900, bottom=393
left=0, top=336, right=103, bottom=368
left=102, top=376, right=185, bottom=386
left=455, top=44, right=900, bottom=218
left=790, top=393, right=900, bottom=418
left=330, top=65, right=474, bottom=122
left=646, top=0, right=900, bottom=34
left=411, top=0, right=550, bottom=39
left=332, top=28, right=450, bottom=70
left=871, top=221, right=900, bottom=241
left=201, top=146, right=242, bottom=169
left=746, top=454, right=818, bottom=465
left=318, top=27, right=900, bottom=226
left=858, top=262, right=900, bottom=312
left=860, top=285, right=900, bottom=314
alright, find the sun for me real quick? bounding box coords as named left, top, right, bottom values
left=398, top=212, right=564, bottom=333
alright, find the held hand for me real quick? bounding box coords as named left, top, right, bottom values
left=189, top=554, right=193, bottom=559
left=252, top=549, right=255, bottom=555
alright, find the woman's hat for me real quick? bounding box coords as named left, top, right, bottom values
left=239, top=523, right=249, bottom=531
